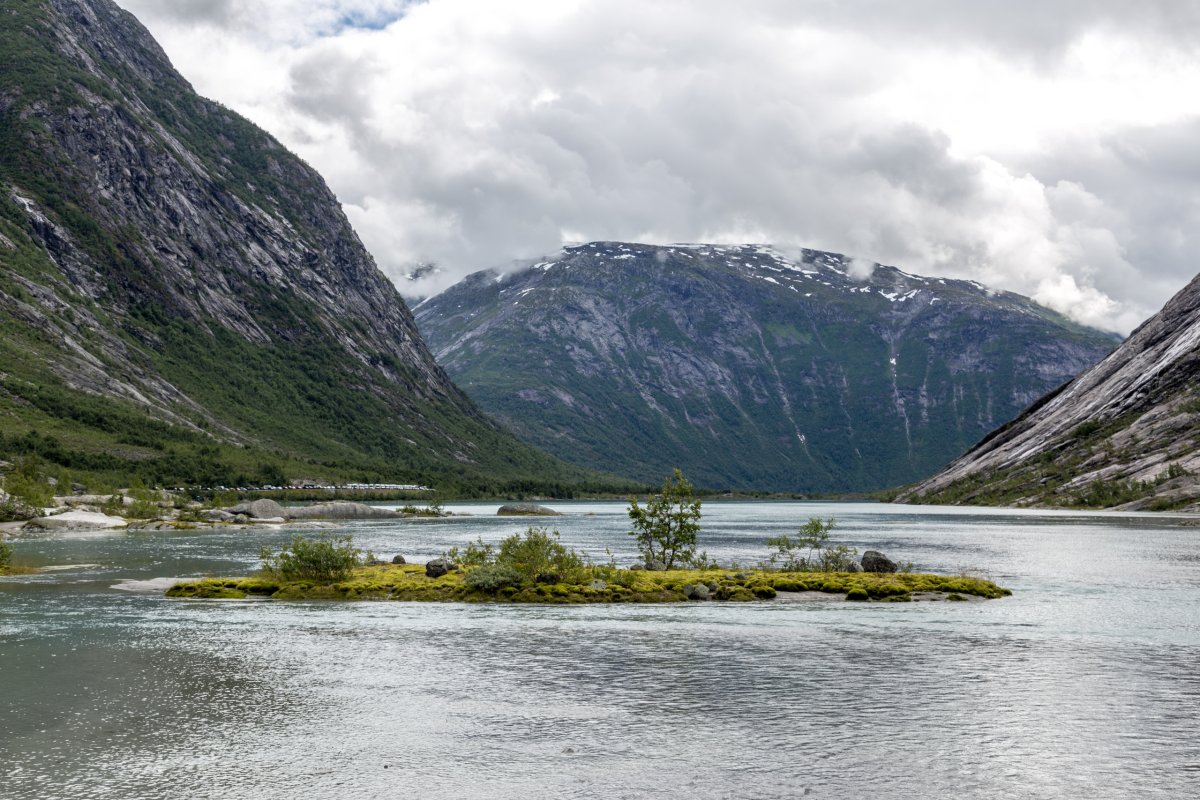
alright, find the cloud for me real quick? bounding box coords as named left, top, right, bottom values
left=846, top=258, right=877, bottom=282
left=115, top=0, right=1200, bottom=333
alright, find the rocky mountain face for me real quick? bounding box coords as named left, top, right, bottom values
left=0, top=0, right=604, bottom=492
left=900, top=271, right=1200, bottom=510
left=415, top=242, right=1120, bottom=492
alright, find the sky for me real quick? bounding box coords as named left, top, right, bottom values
left=116, top=0, right=1200, bottom=333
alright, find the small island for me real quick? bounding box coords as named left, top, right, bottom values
left=166, top=562, right=1010, bottom=603
left=167, top=478, right=1012, bottom=604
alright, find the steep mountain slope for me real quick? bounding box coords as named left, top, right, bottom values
left=0, top=0, right=614, bottom=494
left=900, top=271, right=1200, bottom=510
left=415, top=242, right=1120, bottom=492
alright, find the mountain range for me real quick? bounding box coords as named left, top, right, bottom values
left=415, top=242, right=1120, bottom=492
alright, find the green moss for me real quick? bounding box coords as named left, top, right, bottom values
left=165, top=583, right=247, bottom=599
left=165, top=565, right=1011, bottom=604
left=757, top=570, right=1009, bottom=600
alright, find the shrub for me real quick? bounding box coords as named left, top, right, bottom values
left=125, top=482, right=163, bottom=519
left=260, top=534, right=362, bottom=582
left=101, top=494, right=126, bottom=516
left=401, top=500, right=444, bottom=517
left=443, top=537, right=495, bottom=567
left=497, top=527, right=584, bottom=582
left=1165, top=462, right=1191, bottom=481
left=2, top=456, right=56, bottom=512
left=627, top=469, right=701, bottom=569
left=0, top=495, right=37, bottom=522
left=767, top=517, right=857, bottom=572
left=0, top=540, right=12, bottom=570
left=465, top=563, right=522, bottom=594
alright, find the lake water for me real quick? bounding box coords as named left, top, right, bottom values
left=3, top=501, right=1200, bottom=799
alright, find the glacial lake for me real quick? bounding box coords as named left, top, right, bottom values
left=3, top=500, right=1200, bottom=799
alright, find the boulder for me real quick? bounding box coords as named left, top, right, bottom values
left=588, top=579, right=607, bottom=590
left=68, top=494, right=131, bottom=507
left=645, top=559, right=667, bottom=572
left=391, top=554, right=407, bottom=565
left=23, top=510, right=127, bottom=531
left=683, top=583, right=710, bottom=600
left=286, top=502, right=399, bottom=520
left=227, top=498, right=285, bottom=519
left=845, top=561, right=863, bottom=573
left=203, top=509, right=235, bottom=522
left=127, top=520, right=181, bottom=531
left=425, top=558, right=454, bottom=578
left=496, top=503, right=562, bottom=517
left=861, top=550, right=898, bottom=573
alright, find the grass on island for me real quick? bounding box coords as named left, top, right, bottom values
left=166, top=563, right=1011, bottom=604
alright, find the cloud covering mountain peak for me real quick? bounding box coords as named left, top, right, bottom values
left=118, top=0, right=1200, bottom=333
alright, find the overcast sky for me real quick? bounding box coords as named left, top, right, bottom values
left=117, top=0, right=1200, bottom=333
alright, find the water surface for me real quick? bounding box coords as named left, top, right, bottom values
left=3, top=501, right=1200, bottom=798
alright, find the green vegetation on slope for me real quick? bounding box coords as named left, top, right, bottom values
left=0, top=0, right=635, bottom=497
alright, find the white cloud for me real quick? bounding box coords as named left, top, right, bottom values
left=116, top=0, right=1200, bottom=333
left=847, top=258, right=877, bottom=281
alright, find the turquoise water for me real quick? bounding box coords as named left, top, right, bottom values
left=3, top=501, right=1200, bottom=798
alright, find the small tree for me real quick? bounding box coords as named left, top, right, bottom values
left=627, top=469, right=702, bottom=569
left=767, top=517, right=857, bottom=572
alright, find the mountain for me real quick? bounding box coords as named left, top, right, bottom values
left=899, top=271, right=1200, bottom=510
left=414, top=242, right=1120, bottom=493
left=0, top=0, right=619, bottom=495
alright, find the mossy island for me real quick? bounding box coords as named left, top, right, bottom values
left=166, top=477, right=1013, bottom=604
left=166, top=562, right=1011, bottom=604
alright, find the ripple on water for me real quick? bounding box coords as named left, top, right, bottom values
left=4, top=502, right=1200, bottom=799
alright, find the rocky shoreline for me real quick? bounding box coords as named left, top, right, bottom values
left=3, top=495, right=449, bottom=534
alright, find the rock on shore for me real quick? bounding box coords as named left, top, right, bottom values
left=496, top=503, right=562, bottom=517
left=284, top=502, right=401, bottom=520
left=227, top=499, right=287, bottom=519
left=23, top=511, right=128, bottom=531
